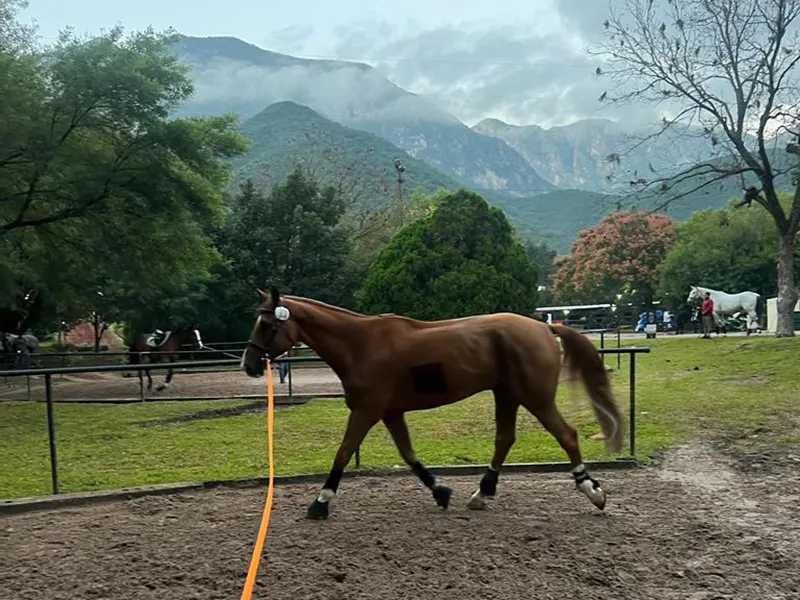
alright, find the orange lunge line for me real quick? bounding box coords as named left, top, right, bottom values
left=240, top=360, right=275, bottom=600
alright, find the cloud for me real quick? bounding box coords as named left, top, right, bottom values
left=554, top=0, right=616, bottom=40
left=266, top=24, right=316, bottom=55
left=176, top=52, right=459, bottom=126
left=327, top=18, right=661, bottom=128
left=179, top=1, right=668, bottom=129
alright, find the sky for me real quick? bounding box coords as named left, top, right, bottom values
left=19, top=0, right=632, bottom=127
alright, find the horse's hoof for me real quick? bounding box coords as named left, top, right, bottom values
left=467, top=489, right=486, bottom=510
left=577, top=479, right=607, bottom=511
left=432, top=485, right=452, bottom=509
left=307, top=499, right=329, bottom=520
left=155, top=385, right=165, bottom=392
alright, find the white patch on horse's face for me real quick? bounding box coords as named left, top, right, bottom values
left=194, top=329, right=203, bottom=348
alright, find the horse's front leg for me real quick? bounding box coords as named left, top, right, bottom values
left=383, top=411, right=453, bottom=510
left=156, top=363, right=174, bottom=392
left=307, top=409, right=380, bottom=520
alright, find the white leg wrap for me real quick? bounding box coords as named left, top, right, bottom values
left=571, top=463, right=586, bottom=476
left=467, top=489, right=486, bottom=510
left=572, top=463, right=606, bottom=509
left=317, top=488, right=335, bottom=504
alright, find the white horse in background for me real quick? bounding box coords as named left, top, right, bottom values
left=686, top=285, right=763, bottom=334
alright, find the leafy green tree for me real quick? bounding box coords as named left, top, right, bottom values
left=225, top=169, right=359, bottom=308
left=525, top=241, right=557, bottom=285
left=0, top=23, right=248, bottom=334
left=658, top=201, right=800, bottom=309
left=358, top=189, right=539, bottom=319
left=0, top=0, right=34, bottom=52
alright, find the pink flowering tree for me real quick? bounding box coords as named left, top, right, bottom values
left=551, top=211, right=677, bottom=304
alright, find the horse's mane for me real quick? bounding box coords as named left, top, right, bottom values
left=283, top=296, right=369, bottom=319
left=283, top=296, right=435, bottom=327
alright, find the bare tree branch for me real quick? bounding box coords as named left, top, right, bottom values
left=594, top=0, right=800, bottom=235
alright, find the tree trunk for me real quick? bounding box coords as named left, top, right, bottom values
left=92, top=313, right=104, bottom=353
left=775, top=232, right=798, bottom=337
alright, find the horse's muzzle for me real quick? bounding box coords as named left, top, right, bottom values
left=241, top=344, right=266, bottom=378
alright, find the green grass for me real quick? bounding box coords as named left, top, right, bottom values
left=1, top=336, right=797, bottom=499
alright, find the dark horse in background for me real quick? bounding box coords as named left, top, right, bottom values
left=128, top=324, right=204, bottom=392
left=0, top=290, right=43, bottom=369
left=242, top=288, right=624, bottom=521
left=0, top=289, right=42, bottom=335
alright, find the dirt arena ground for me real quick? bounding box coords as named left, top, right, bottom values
left=0, top=366, right=343, bottom=402
left=2, top=441, right=798, bottom=600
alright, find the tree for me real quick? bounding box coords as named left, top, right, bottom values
left=597, top=0, right=800, bottom=335
left=225, top=170, right=358, bottom=308
left=0, top=0, right=34, bottom=53
left=0, top=23, right=248, bottom=333
left=550, top=211, right=677, bottom=304
left=358, top=189, right=539, bottom=320
left=526, top=241, right=557, bottom=285
left=1, top=27, right=247, bottom=234
left=658, top=198, right=800, bottom=307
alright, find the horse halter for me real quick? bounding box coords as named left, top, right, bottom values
left=246, top=305, right=291, bottom=359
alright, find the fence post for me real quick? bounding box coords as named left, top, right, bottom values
left=628, top=352, right=636, bottom=458
left=600, top=331, right=605, bottom=365
left=45, top=373, right=60, bottom=495
left=355, top=447, right=361, bottom=471
left=616, top=329, right=621, bottom=370
left=287, top=348, right=293, bottom=401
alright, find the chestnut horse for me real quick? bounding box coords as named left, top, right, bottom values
left=129, top=324, right=204, bottom=392
left=242, top=289, right=624, bottom=520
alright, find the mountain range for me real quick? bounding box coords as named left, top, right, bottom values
left=232, top=101, right=462, bottom=211
left=170, top=35, right=795, bottom=254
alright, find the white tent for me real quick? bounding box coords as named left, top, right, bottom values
left=765, top=297, right=800, bottom=333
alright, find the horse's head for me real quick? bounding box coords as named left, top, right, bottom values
left=242, top=287, right=297, bottom=378
left=686, top=286, right=701, bottom=305
left=178, top=324, right=203, bottom=351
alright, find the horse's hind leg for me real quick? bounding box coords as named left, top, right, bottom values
left=524, top=395, right=608, bottom=511
left=746, top=310, right=758, bottom=335
left=383, top=411, right=453, bottom=510
left=467, top=388, right=519, bottom=510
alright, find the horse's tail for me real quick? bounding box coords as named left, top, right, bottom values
left=550, top=324, right=624, bottom=454
left=756, top=293, right=765, bottom=329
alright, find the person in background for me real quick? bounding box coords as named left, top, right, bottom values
left=275, top=351, right=290, bottom=383
left=701, top=291, right=715, bottom=339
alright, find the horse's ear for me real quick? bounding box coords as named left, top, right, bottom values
left=257, top=289, right=270, bottom=304
left=270, top=287, right=281, bottom=309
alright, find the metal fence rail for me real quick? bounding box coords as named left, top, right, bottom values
left=0, top=347, right=650, bottom=497
left=7, top=328, right=624, bottom=364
